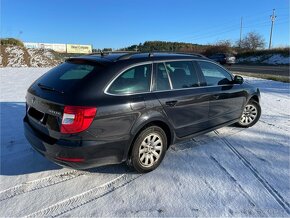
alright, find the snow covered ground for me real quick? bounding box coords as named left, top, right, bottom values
left=237, top=54, right=290, bottom=65
left=0, top=68, right=289, bottom=217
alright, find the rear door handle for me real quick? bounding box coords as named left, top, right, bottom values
left=165, top=100, right=178, bottom=107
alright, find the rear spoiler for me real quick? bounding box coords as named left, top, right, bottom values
left=65, top=57, right=107, bottom=66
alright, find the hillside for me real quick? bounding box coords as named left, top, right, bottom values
left=0, top=46, right=61, bottom=67
left=1, top=44, right=289, bottom=67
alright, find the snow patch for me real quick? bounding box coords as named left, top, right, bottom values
left=263, top=54, right=290, bottom=65
left=27, top=49, right=58, bottom=67
left=238, top=54, right=290, bottom=65
left=5, top=46, right=28, bottom=67
left=1, top=46, right=60, bottom=67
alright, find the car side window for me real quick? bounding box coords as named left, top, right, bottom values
left=155, top=63, right=171, bottom=91
left=107, top=64, right=152, bottom=95
left=198, top=61, right=233, bottom=86
left=165, top=61, right=199, bottom=89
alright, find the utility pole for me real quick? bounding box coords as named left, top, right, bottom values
left=269, top=9, right=277, bottom=49
left=239, top=17, right=243, bottom=47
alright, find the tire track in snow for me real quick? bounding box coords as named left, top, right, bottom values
left=0, top=170, right=86, bottom=201
left=259, top=119, right=290, bottom=133
left=171, top=127, right=246, bottom=152
left=25, top=173, right=141, bottom=217
left=210, top=155, right=257, bottom=207
left=216, top=133, right=290, bottom=214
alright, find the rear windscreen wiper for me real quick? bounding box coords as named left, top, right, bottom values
left=38, top=83, right=64, bottom=94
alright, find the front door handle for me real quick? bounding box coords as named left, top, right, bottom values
left=165, top=100, right=178, bottom=107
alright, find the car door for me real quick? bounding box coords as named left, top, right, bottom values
left=97, top=63, right=152, bottom=142
left=153, top=61, right=210, bottom=138
left=196, top=60, right=247, bottom=127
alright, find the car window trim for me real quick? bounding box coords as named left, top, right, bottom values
left=104, top=59, right=237, bottom=96
left=163, top=63, right=173, bottom=90
left=104, top=62, right=153, bottom=96
left=153, top=62, right=173, bottom=92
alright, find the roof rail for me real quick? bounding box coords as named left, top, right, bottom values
left=88, top=51, right=206, bottom=60
left=176, top=52, right=206, bottom=58
left=116, top=52, right=152, bottom=60
left=146, top=51, right=205, bottom=58
left=116, top=51, right=205, bottom=59
left=88, top=51, right=135, bottom=56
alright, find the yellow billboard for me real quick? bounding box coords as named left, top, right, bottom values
left=66, top=44, right=92, bottom=54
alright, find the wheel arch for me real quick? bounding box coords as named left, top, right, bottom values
left=249, top=95, right=259, bottom=103
left=124, top=116, right=174, bottom=162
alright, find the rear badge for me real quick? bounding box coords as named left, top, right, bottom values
left=48, top=109, right=61, bottom=116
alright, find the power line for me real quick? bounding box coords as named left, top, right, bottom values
left=239, top=17, right=243, bottom=47
left=269, top=9, right=277, bottom=49
left=161, top=8, right=287, bottom=44
left=168, top=9, right=276, bottom=41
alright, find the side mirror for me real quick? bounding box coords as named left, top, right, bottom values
left=233, top=75, right=244, bottom=84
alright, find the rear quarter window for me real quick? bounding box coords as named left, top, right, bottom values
left=107, top=64, right=152, bottom=95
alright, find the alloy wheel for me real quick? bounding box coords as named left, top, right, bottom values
left=240, top=104, right=258, bottom=125
left=138, top=133, right=163, bottom=168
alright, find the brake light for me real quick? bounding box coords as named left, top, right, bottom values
left=61, top=106, right=97, bottom=134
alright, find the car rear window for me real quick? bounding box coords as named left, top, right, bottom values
left=36, top=61, right=103, bottom=93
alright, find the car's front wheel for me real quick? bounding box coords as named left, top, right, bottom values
left=237, top=100, right=261, bottom=127
left=130, top=126, right=167, bottom=173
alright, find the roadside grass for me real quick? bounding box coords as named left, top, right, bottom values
left=234, top=72, right=290, bottom=83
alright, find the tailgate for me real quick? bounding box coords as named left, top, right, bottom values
left=26, top=92, right=64, bottom=139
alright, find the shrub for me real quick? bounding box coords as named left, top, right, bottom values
left=0, top=38, right=24, bottom=47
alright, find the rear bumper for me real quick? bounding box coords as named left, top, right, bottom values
left=23, top=116, right=126, bottom=169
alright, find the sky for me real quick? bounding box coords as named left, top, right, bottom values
left=1, top=0, right=289, bottom=49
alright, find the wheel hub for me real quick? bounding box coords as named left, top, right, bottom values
left=138, top=133, right=163, bottom=168
left=240, top=104, right=258, bottom=125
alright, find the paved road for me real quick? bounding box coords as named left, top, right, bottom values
left=227, top=64, right=289, bottom=77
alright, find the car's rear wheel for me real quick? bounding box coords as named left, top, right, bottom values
left=130, top=126, right=167, bottom=173
left=237, top=100, right=261, bottom=127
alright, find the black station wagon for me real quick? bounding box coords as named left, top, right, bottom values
left=24, top=52, right=261, bottom=173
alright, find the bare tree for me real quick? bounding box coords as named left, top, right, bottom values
left=216, top=40, right=233, bottom=47
left=238, top=32, right=265, bottom=50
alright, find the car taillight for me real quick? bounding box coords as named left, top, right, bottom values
left=61, top=106, right=97, bottom=134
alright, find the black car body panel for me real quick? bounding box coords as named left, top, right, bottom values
left=24, top=53, right=260, bottom=169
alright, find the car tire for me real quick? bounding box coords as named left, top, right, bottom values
left=129, top=126, right=167, bottom=173
left=236, top=100, right=261, bottom=128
